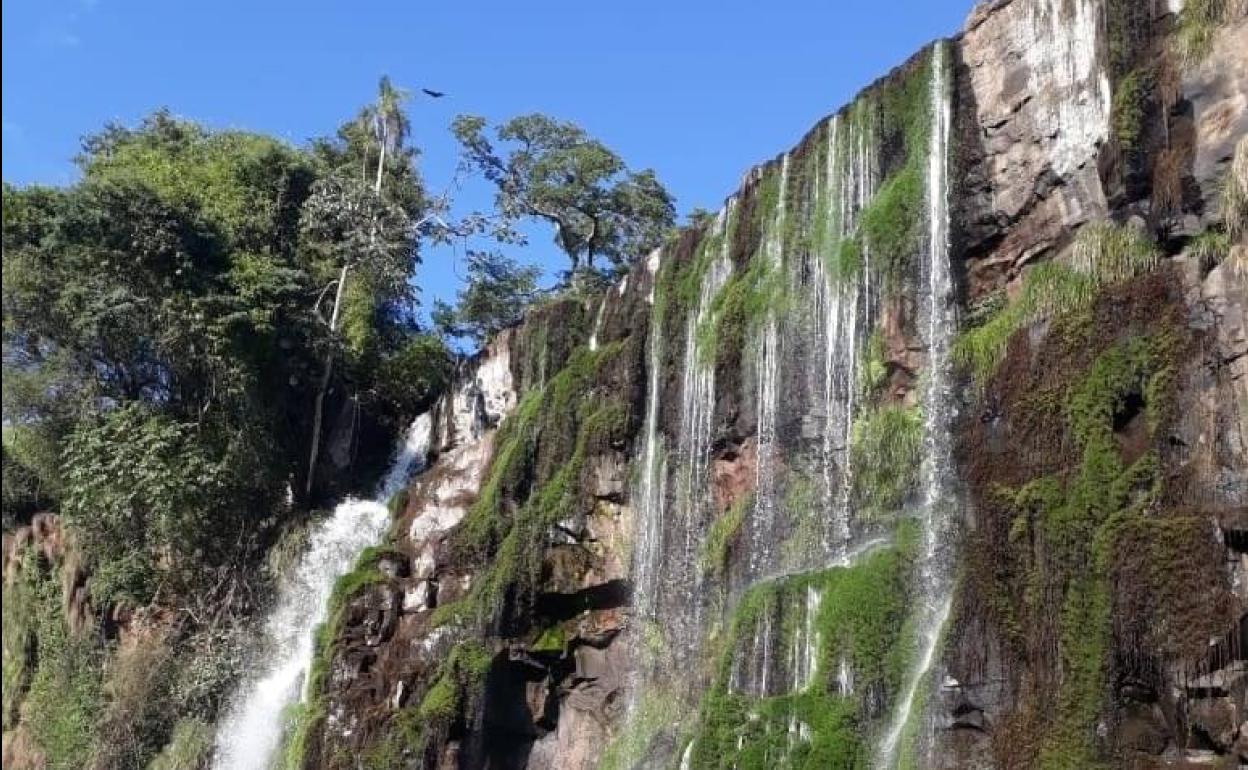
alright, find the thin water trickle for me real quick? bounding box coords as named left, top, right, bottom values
left=629, top=249, right=667, bottom=650
left=750, top=154, right=790, bottom=578
left=212, top=414, right=434, bottom=770
left=877, top=40, right=957, bottom=769
left=588, top=292, right=609, bottom=352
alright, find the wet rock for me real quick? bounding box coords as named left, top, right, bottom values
left=402, top=580, right=435, bottom=614
left=957, top=0, right=1110, bottom=298
left=375, top=550, right=409, bottom=579
left=587, top=452, right=627, bottom=501
left=1183, top=18, right=1248, bottom=212
left=1190, top=697, right=1240, bottom=752
left=710, top=440, right=757, bottom=514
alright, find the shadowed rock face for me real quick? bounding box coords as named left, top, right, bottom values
left=300, top=2, right=1248, bottom=768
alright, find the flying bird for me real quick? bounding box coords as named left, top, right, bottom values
left=422, top=88, right=447, bottom=98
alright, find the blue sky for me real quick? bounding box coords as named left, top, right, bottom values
left=2, top=0, right=971, bottom=319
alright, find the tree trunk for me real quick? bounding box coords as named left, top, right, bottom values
left=374, top=125, right=388, bottom=195
left=306, top=261, right=351, bottom=498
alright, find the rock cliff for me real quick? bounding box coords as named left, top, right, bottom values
left=268, top=1, right=1248, bottom=768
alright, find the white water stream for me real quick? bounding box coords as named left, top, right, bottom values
left=212, top=413, right=434, bottom=770
left=876, top=40, right=957, bottom=769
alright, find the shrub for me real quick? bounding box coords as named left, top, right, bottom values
left=147, top=719, right=214, bottom=770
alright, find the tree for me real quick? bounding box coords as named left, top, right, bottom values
left=432, top=251, right=541, bottom=343
left=300, top=77, right=425, bottom=496
left=368, top=76, right=411, bottom=195
left=452, top=113, right=676, bottom=278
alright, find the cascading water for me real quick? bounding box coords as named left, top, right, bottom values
left=629, top=248, right=667, bottom=635
left=813, top=104, right=877, bottom=560
left=749, top=154, right=790, bottom=578
left=671, top=204, right=735, bottom=641
left=211, top=413, right=434, bottom=770
left=876, top=40, right=957, bottom=769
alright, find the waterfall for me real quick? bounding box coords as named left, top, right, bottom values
left=814, top=104, right=877, bottom=559
left=588, top=295, right=608, bottom=352
left=629, top=250, right=667, bottom=631
left=750, top=154, right=790, bottom=578
left=211, top=413, right=434, bottom=770
left=672, top=204, right=735, bottom=643
left=876, top=40, right=957, bottom=769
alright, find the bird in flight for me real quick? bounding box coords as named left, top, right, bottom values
left=422, top=88, right=447, bottom=98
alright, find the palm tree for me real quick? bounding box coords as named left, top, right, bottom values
left=371, top=76, right=410, bottom=195
left=305, top=76, right=412, bottom=497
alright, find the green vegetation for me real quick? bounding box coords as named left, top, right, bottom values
left=276, top=546, right=390, bottom=769
left=356, top=706, right=426, bottom=770
left=3, top=549, right=103, bottom=769
left=861, top=163, right=925, bottom=280
left=432, top=250, right=542, bottom=343
left=453, top=113, right=676, bottom=279
left=697, top=252, right=784, bottom=368
left=597, top=690, right=688, bottom=770
left=687, top=530, right=916, bottom=769
left=954, top=222, right=1160, bottom=383
left=857, top=330, right=888, bottom=398
left=1174, top=0, right=1245, bottom=65
left=699, top=493, right=752, bottom=579
left=436, top=342, right=633, bottom=628
left=1111, top=68, right=1152, bottom=153
left=1223, top=136, right=1248, bottom=239
left=1188, top=229, right=1233, bottom=269
left=418, top=641, right=494, bottom=722
left=850, top=404, right=923, bottom=518
left=859, top=55, right=933, bottom=286
left=988, top=332, right=1180, bottom=768
left=0, top=74, right=474, bottom=767
left=146, top=719, right=214, bottom=770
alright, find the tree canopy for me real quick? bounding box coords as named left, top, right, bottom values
left=452, top=113, right=676, bottom=278
left=2, top=95, right=448, bottom=601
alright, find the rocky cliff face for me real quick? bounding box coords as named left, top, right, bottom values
left=288, top=2, right=1248, bottom=768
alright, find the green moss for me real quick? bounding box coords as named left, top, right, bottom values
left=147, top=719, right=214, bottom=770
left=1111, top=68, right=1152, bottom=153
left=779, top=473, right=824, bottom=568
left=699, top=493, right=752, bottom=579
left=687, top=529, right=917, bottom=769
left=386, top=487, right=409, bottom=518
left=861, top=162, right=925, bottom=281
left=697, top=250, right=784, bottom=369
left=850, top=404, right=923, bottom=518
left=991, top=332, right=1180, bottom=767
left=1174, top=0, right=1239, bottom=65
left=856, top=52, right=933, bottom=287
left=442, top=341, right=633, bottom=627
left=596, top=689, right=687, bottom=770
left=417, top=641, right=494, bottom=723
left=857, top=330, right=888, bottom=398
left=954, top=222, right=1160, bottom=384
left=278, top=546, right=391, bottom=769
left=358, top=706, right=426, bottom=770
left=532, top=625, right=568, bottom=653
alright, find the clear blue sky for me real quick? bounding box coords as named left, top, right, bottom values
left=2, top=0, right=971, bottom=318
